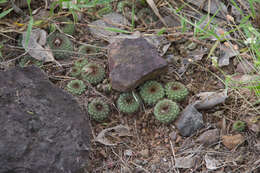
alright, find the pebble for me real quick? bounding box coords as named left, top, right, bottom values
left=196, top=129, right=220, bottom=145
left=222, top=134, right=245, bottom=150
left=124, top=149, right=133, bottom=157
left=139, top=149, right=149, bottom=158
left=175, top=105, right=204, bottom=137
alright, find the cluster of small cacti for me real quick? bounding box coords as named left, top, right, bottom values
left=137, top=80, right=188, bottom=123
left=115, top=80, right=188, bottom=122
left=88, top=98, right=110, bottom=122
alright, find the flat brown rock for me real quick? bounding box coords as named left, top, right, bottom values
left=108, top=37, right=168, bottom=91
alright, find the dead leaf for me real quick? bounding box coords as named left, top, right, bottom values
left=205, top=154, right=222, bottom=170
left=218, top=44, right=239, bottom=67
left=193, top=90, right=228, bottom=110
left=174, top=154, right=196, bottom=168
left=22, top=29, right=54, bottom=62
left=188, top=49, right=207, bottom=61
left=95, top=125, right=132, bottom=146
left=89, top=13, right=130, bottom=41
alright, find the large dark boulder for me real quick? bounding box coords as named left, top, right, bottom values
left=0, top=66, right=90, bottom=173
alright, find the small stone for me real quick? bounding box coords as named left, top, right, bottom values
left=169, top=131, right=177, bottom=141
left=140, top=149, right=149, bottom=158
left=244, top=116, right=260, bottom=133
left=175, top=105, right=204, bottom=137
left=196, top=129, right=220, bottom=145
left=222, top=134, right=245, bottom=150
left=108, top=37, right=168, bottom=91
left=187, top=42, right=197, bottom=50
left=124, top=149, right=133, bottom=157
left=175, top=154, right=196, bottom=168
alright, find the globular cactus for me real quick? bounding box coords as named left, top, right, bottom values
left=165, top=81, right=188, bottom=102
left=81, top=63, right=105, bottom=85
left=74, top=58, right=89, bottom=69
left=55, top=17, right=75, bottom=35
left=88, top=98, right=110, bottom=122
left=117, top=92, right=141, bottom=114
left=69, top=66, right=82, bottom=78
left=140, top=80, right=164, bottom=105
left=47, top=32, right=73, bottom=59
left=66, top=79, right=86, bottom=95
left=154, top=99, right=180, bottom=123
left=19, top=55, right=43, bottom=67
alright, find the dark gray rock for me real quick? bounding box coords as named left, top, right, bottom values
left=0, top=66, right=90, bottom=173
left=175, top=105, right=204, bottom=137
left=108, top=37, right=168, bottom=91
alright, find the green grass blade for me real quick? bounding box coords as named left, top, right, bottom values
left=0, top=0, right=7, bottom=3
left=25, top=17, right=34, bottom=49
left=104, top=27, right=131, bottom=34
left=26, top=0, right=32, bottom=15
left=157, top=27, right=166, bottom=36
left=0, top=8, right=13, bottom=19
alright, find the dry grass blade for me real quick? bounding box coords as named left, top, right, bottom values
left=146, top=0, right=168, bottom=27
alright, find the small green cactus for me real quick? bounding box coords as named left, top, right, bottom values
left=78, top=45, right=101, bottom=56
left=154, top=99, right=180, bottom=123
left=96, top=5, right=113, bottom=17
left=81, top=63, right=105, bottom=85
left=117, top=92, right=141, bottom=114
left=56, top=17, right=75, bottom=35
left=19, top=55, right=43, bottom=67
left=47, top=32, right=73, bottom=59
left=140, top=80, right=164, bottom=105
left=88, top=98, right=110, bottom=122
left=74, top=58, right=89, bottom=68
left=117, top=1, right=133, bottom=12
left=69, top=66, right=81, bottom=77
left=165, top=81, right=188, bottom=102
left=232, top=121, right=246, bottom=132
left=66, top=80, right=86, bottom=95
